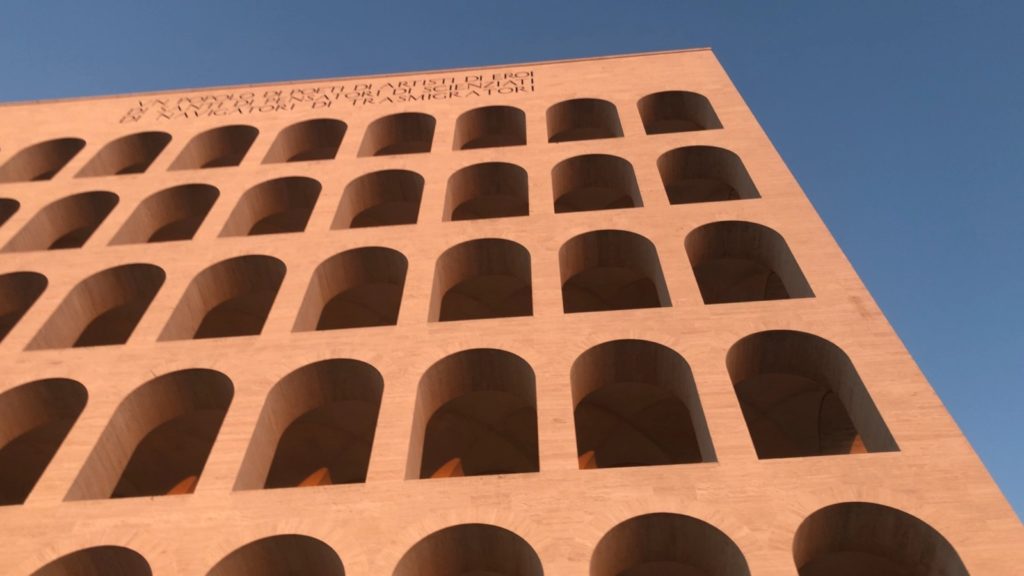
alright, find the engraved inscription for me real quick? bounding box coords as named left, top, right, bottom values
left=119, top=70, right=536, bottom=123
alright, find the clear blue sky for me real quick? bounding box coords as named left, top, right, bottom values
left=1, top=2, right=1021, bottom=516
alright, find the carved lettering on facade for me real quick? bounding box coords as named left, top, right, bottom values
left=119, top=70, right=536, bottom=123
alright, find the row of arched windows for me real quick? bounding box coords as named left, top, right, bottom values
left=1, top=333, right=896, bottom=506
left=0, top=91, right=721, bottom=183
left=27, top=505, right=970, bottom=575
left=0, top=223, right=814, bottom=347
left=0, top=146, right=756, bottom=252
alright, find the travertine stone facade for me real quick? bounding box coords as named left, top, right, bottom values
left=0, top=49, right=1020, bottom=575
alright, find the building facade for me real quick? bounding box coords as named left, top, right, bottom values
left=0, top=49, right=1020, bottom=575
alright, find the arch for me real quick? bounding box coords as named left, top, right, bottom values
left=445, top=162, right=529, bottom=221
left=727, top=330, right=898, bottom=459
left=3, top=191, right=118, bottom=252
left=552, top=154, right=642, bottom=213
left=160, top=255, right=286, bottom=340
left=547, top=98, right=623, bottom=143
left=409, top=349, right=538, bottom=479
left=453, top=105, right=527, bottom=150
left=110, top=184, right=219, bottom=244
left=294, top=247, right=408, bottom=331
left=0, top=198, right=19, bottom=228
left=31, top=545, right=152, bottom=576
left=68, top=369, right=233, bottom=500
left=0, top=271, right=47, bottom=342
left=332, top=169, right=423, bottom=229
left=235, top=359, right=384, bottom=489
left=429, top=238, right=533, bottom=322
left=658, top=146, right=759, bottom=204
left=0, top=379, right=86, bottom=505
left=358, top=112, right=435, bottom=156
left=560, top=230, right=670, bottom=313
left=638, top=91, right=723, bottom=134
left=220, top=177, right=321, bottom=237
left=169, top=125, right=259, bottom=169
left=572, top=340, right=714, bottom=470
left=29, top=264, right=164, bottom=349
left=263, top=118, right=347, bottom=163
left=685, top=221, right=813, bottom=304
left=0, top=138, right=85, bottom=183
left=76, top=131, right=171, bottom=177
left=794, top=502, right=969, bottom=576
left=591, top=513, right=749, bottom=576
left=208, top=534, right=345, bottom=576
left=394, top=523, right=543, bottom=576
left=659, top=143, right=757, bottom=203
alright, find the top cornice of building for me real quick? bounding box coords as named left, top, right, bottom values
left=0, top=47, right=713, bottom=109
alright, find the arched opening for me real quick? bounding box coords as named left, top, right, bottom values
left=110, top=184, right=219, bottom=244
left=220, top=177, right=321, bottom=237
left=552, top=154, right=642, bottom=213
left=429, top=238, right=532, bottom=322
left=572, top=340, right=714, bottom=470
left=235, top=359, right=383, bottom=490
left=794, top=502, right=969, bottom=576
left=208, top=534, right=345, bottom=576
left=0, top=138, right=85, bottom=182
left=591, top=513, right=749, bottom=576
left=0, top=379, right=86, bottom=506
left=560, top=230, right=670, bottom=313
left=445, top=162, right=528, bottom=221
left=169, top=125, right=259, bottom=170
left=0, top=271, right=47, bottom=342
left=3, top=191, right=118, bottom=252
left=31, top=546, right=152, bottom=576
left=294, top=247, right=407, bottom=331
left=263, top=118, right=347, bottom=163
left=332, top=170, right=423, bottom=229
left=727, top=330, right=898, bottom=459
left=409, top=349, right=538, bottom=479
left=394, top=523, right=543, bottom=576
left=76, top=132, right=171, bottom=177
left=28, top=264, right=164, bottom=349
left=685, top=221, right=813, bottom=304
left=547, top=98, right=623, bottom=143
left=453, top=105, right=527, bottom=150
left=0, top=198, right=20, bottom=228
left=67, top=369, right=233, bottom=500
left=159, top=255, right=286, bottom=340
left=358, top=112, right=435, bottom=156
left=657, top=146, right=759, bottom=204
left=638, top=91, right=722, bottom=134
